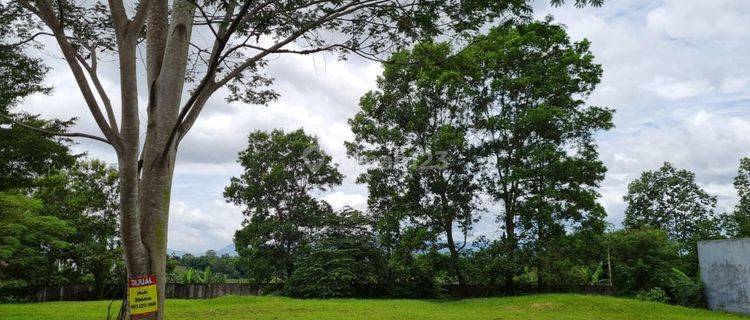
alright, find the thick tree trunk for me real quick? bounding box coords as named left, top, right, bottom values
left=503, top=206, right=516, bottom=295
left=117, top=1, right=194, bottom=318
left=118, top=142, right=176, bottom=320
left=139, top=162, right=175, bottom=320
left=444, top=222, right=467, bottom=298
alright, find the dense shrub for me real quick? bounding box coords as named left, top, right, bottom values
left=608, top=229, right=681, bottom=295
left=387, top=255, right=439, bottom=298
left=286, top=236, right=385, bottom=298
left=667, top=268, right=706, bottom=308
left=636, top=287, right=669, bottom=303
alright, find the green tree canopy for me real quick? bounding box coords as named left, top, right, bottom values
left=226, top=129, right=343, bottom=281
left=607, top=228, right=681, bottom=295
left=349, top=18, right=612, bottom=295
left=721, top=157, right=750, bottom=238
left=33, top=159, right=121, bottom=297
left=348, top=39, right=483, bottom=296
left=0, top=29, right=76, bottom=191
left=623, top=162, right=721, bottom=276
left=468, top=19, right=612, bottom=290
left=623, top=162, right=720, bottom=250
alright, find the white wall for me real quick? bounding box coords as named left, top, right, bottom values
left=698, top=238, right=750, bottom=314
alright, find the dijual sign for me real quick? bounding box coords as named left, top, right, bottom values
left=128, top=275, right=158, bottom=318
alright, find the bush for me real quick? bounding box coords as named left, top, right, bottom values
left=388, top=255, right=439, bottom=298
left=636, top=287, right=669, bottom=303
left=667, top=268, right=706, bottom=308
left=175, top=267, right=227, bottom=284
left=608, top=229, right=681, bottom=295
left=286, top=236, right=385, bottom=298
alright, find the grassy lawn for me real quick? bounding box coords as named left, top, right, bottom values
left=1, top=294, right=747, bottom=320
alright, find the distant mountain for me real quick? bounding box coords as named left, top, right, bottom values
left=216, top=244, right=237, bottom=257
left=167, top=249, right=188, bottom=257
left=166, top=244, right=237, bottom=257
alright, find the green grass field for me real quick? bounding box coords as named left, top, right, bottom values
left=1, top=294, right=747, bottom=320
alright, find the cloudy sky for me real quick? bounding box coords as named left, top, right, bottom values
left=18, top=0, right=750, bottom=254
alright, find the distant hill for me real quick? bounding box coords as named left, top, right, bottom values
left=167, top=249, right=188, bottom=257
left=216, top=244, right=237, bottom=257
left=166, top=244, right=237, bottom=257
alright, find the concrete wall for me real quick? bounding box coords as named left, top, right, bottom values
left=698, top=238, right=750, bottom=314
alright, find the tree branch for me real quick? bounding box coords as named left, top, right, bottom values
left=0, top=114, right=112, bottom=145
left=28, top=0, right=122, bottom=152
left=174, top=0, right=388, bottom=146
left=75, top=48, right=121, bottom=136
left=0, top=31, right=54, bottom=47
left=130, top=0, right=154, bottom=35
left=107, top=0, right=128, bottom=33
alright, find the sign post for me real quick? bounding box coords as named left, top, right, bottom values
left=128, top=275, right=158, bottom=319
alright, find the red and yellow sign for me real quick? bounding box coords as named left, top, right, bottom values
left=128, top=275, right=158, bottom=318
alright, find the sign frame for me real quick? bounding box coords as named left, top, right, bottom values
left=128, top=275, right=158, bottom=319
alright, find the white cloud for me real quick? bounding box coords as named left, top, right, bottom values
left=598, top=110, right=750, bottom=222
left=721, top=77, right=750, bottom=94
left=323, top=191, right=368, bottom=210
left=646, top=0, right=750, bottom=41
left=168, top=201, right=245, bottom=254
left=642, top=77, right=714, bottom=100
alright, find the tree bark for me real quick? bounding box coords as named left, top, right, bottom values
left=503, top=202, right=516, bottom=295
left=116, top=1, right=193, bottom=318
left=444, top=221, right=467, bottom=298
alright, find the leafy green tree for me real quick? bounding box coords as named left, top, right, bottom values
left=34, top=159, right=121, bottom=298
left=172, top=251, right=242, bottom=279
left=348, top=41, right=482, bottom=296
left=466, top=237, right=514, bottom=289
left=607, top=229, right=681, bottom=295
left=722, top=157, right=750, bottom=237
left=0, top=192, right=73, bottom=294
left=226, top=129, right=343, bottom=282
left=0, top=27, right=75, bottom=192
left=0, top=114, right=78, bottom=191
left=287, top=208, right=386, bottom=298
left=623, top=162, right=721, bottom=263
left=0, top=29, right=82, bottom=299
left=466, top=19, right=612, bottom=292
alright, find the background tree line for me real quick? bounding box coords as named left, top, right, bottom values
left=225, top=19, right=750, bottom=307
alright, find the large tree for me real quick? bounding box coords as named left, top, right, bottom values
left=225, top=129, right=342, bottom=282
left=3, top=0, right=601, bottom=316
left=470, top=19, right=612, bottom=292
left=348, top=41, right=482, bottom=296
left=623, top=162, right=721, bottom=269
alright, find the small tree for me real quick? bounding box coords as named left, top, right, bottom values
left=225, top=129, right=342, bottom=282
left=722, top=157, right=750, bottom=237
left=607, top=228, right=681, bottom=295
left=286, top=207, right=385, bottom=298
